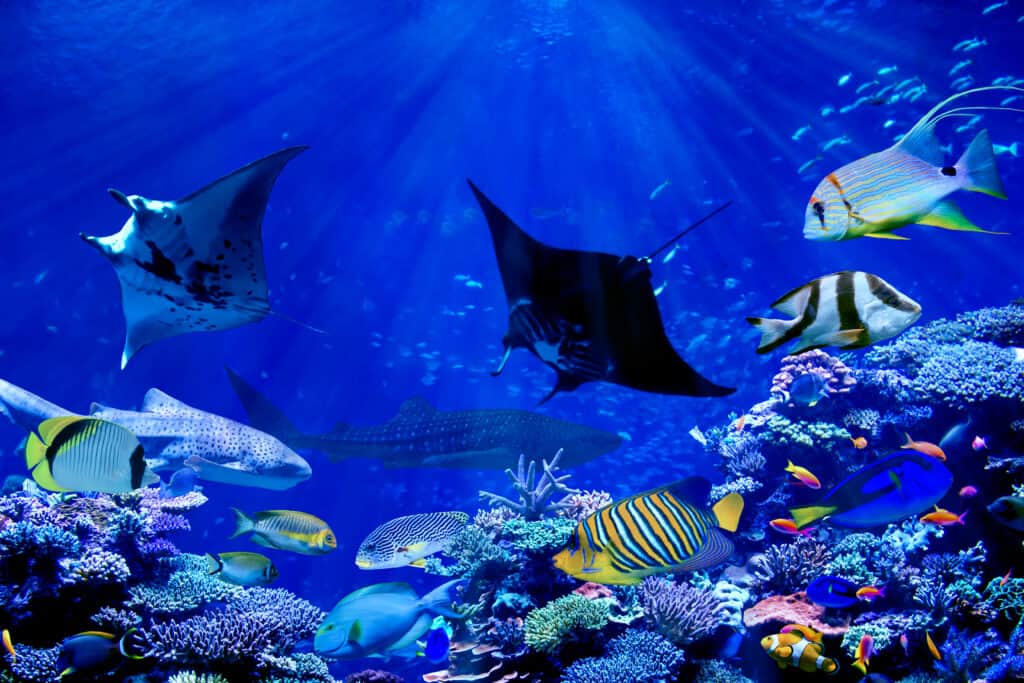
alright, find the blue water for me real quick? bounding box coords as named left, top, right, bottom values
left=0, top=1, right=1021, bottom=680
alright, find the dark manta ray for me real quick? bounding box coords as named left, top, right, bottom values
left=467, top=180, right=735, bottom=403
left=81, top=146, right=310, bottom=368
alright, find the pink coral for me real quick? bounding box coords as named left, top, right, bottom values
left=559, top=490, right=613, bottom=522
left=742, top=592, right=848, bottom=636
left=574, top=582, right=613, bottom=600
left=771, top=349, right=856, bottom=400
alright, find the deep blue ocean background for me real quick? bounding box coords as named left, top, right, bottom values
left=0, top=0, right=1021, bottom=678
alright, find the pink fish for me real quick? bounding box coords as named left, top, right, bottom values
left=959, top=485, right=978, bottom=498
left=972, top=435, right=987, bottom=451
left=900, top=633, right=910, bottom=656
left=769, top=518, right=816, bottom=537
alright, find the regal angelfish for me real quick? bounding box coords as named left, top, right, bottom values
left=746, top=271, right=921, bottom=355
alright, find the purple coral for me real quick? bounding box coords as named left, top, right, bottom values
left=771, top=349, right=856, bottom=400
left=143, top=611, right=282, bottom=666
left=60, top=548, right=131, bottom=585
left=226, top=588, right=324, bottom=650
left=559, top=490, right=613, bottom=521
left=639, top=577, right=723, bottom=645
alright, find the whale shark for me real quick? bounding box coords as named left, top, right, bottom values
left=0, top=378, right=311, bottom=490
left=81, top=146, right=310, bottom=369
left=226, top=368, right=622, bottom=469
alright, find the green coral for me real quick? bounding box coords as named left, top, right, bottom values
left=503, top=517, right=575, bottom=554
left=760, top=414, right=850, bottom=450
left=983, top=577, right=1024, bottom=623
left=842, top=620, right=895, bottom=657
left=168, top=673, right=231, bottom=683
left=524, top=593, right=610, bottom=654
left=694, top=659, right=754, bottom=683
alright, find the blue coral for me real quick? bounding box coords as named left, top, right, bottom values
left=913, top=341, right=1024, bottom=408
left=560, top=629, right=685, bottom=683
left=639, top=577, right=722, bottom=646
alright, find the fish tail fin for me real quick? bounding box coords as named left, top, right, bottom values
left=901, top=432, right=914, bottom=448
left=1010, top=142, right=1019, bottom=157
left=712, top=493, right=744, bottom=532
left=789, top=505, right=837, bottom=529
left=205, top=553, right=222, bottom=575
left=959, top=510, right=969, bottom=524
left=421, top=579, right=467, bottom=619
left=746, top=316, right=793, bottom=354
left=225, top=368, right=304, bottom=441
left=230, top=508, right=254, bottom=539
left=959, top=129, right=1007, bottom=199
left=118, top=628, right=145, bottom=660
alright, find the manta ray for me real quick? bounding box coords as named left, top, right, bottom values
left=467, top=180, right=735, bottom=404
left=81, top=146, right=310, bottom=368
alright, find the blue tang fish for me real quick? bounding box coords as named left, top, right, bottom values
left=790, top=451, right=952, bottom=529
left=314, top=580, right=464, bottom=660
left=806, top=575, right=860, bottom=608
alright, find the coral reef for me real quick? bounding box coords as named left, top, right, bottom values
left=479, top=450, right=580, bottom=520
left=560, top=629, right=685, bottom=683
left=770, top=349, right=857, bottom=400
left=639, top=577, right=723, bottom=645
left=742, top=592, right=848, bottom=636
left=522, top=593, right=609, bottom=654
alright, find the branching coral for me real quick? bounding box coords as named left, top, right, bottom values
left=8, top=644, right=60, bottom=683
left=560, top=629, right=684, bottom=683
left=502, top=517, right=574, bottom=555
left=639, top=577, right=723, bottom=645
left=479, top=450, right=580, bottom=519
left=127, top=562, right=241, bottom=613
left=758, top=537, right=832, bottom=595
left=693, top=659, right=754, bottom=683
left=523, top=593, right=609, bottom=654
left=559, top=490, right=613, bottom=521
left=983, top=578, right=1024, bottom=625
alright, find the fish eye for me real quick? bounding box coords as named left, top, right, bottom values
left=364, top=543, right=375, bottom=551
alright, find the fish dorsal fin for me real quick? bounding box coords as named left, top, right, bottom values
left=395, top=397, right=436, bottom=420
left=35, top=416, right=85, bottom=446
left=142, top=389, right=197, bottom=414
left=339, top=582, right=418, bottom=605
left=895, top=120, right=944, bottom=165
left=89, top=402, right=112, bottom=415
left=770, top=283, right=813, bottom=318
left=77, top=631, right=117, bottom=640
left=712, top=493, right=744, bottom=532
left=664, top=476, right=712, bottom=505
left=671, top=527, right=734, bottom=571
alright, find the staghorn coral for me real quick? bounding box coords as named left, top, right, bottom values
left=639, top=577, right=723, bottom=645
left=127, top=563, right=241, bottom=613
left=912, top=542, right=987, bottom=621
left=59, top=547, right=131, bottom=584
left=717, top=431, right=767, bottom=479
left=473, top=506, right=520, bottom=536
left=560, top=629, right=684, bottom=683
left=983, top=618, right=1024, bottom=681
left=91, top=606, right=142, bottom=631
left=523, top=593, right=609, bottom=654
left=167, top=673, right=231, bottom=683
left=933, top=626, right=1005, bottom=682
left=143, top=610, right=295, bottom=672
left=479, top=450, right=580, bottom=519
left=225, top=588, right=324, bottom=650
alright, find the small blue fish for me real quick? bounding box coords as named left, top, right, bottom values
left=786, top=374, right=829, bottom=407
left=649, top=180, right=671, bottom=200
left=423, top=617, right=451, bottom=664
left=837, top=73, right=852, bottom=87
left=806, top=575, right=860, bottom=608
left=159, top=467, right=199, bottom=498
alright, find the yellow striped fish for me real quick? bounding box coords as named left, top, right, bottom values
left=552, top=477, right=743, bottom=586
left=804, top=86, right=1024, bottom=241
left=25, top=416, right=158, bottom=494
left=231, top=508, right=337, bottom=555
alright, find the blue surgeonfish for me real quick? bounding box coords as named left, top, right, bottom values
left=356, top=511, right=469, bottom=569
left=790, top=452, right=953, bottom=529
left=552, top=477, right=743, bottom=585
left=56, top=630, right=144, bottom=678
left=25, top=416, right=158, bottom=494
left=159, top=466, right=199, bottom=498
left=314, top=580, right=465, bottom=660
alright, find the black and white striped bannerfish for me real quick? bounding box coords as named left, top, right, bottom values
left=552, top=477, right=744, bottom=585
left=25, top=416, right=158, bottom=494
left=746, top=271, right=921, bottom=355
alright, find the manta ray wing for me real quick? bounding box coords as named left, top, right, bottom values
left=82, top=146, right=308, bottom=368
left=467, top=179, right=733, bottom=402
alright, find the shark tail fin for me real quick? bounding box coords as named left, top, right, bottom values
left=225, top=367, right=303, bottom=441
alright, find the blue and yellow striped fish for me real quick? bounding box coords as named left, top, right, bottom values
left=552, top=477, right=743, bottom=586
left=804, top=86, right=1023, bottom=241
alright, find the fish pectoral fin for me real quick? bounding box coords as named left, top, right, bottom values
left=347, top=620, right=362, bottom=644
left=864, top=231, right=910, bottom=240
left=822, top=328, right=864, bottom=347
left=408, top=558, right=428, bottom=569
left=917, top=200, right=1008, bottom=234
left=491, top=342, right=512, bottom=376
left=789, top=504, right=837, bottom=529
